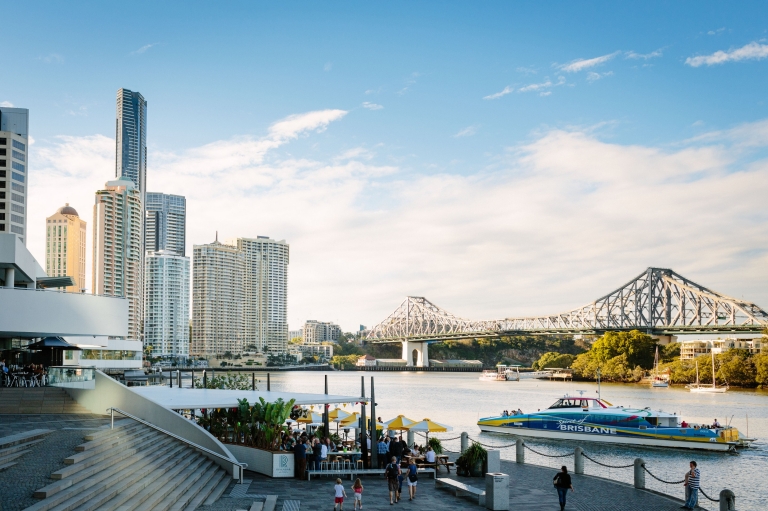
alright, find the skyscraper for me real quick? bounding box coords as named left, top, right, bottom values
left=46, top=204, right=87, bottom=293
left=144, top=250, right=190, bottom=357
left=191, top=239, right=245, bottom=356
left=93, top=177, right=144, bottom=341
left=236, top=236, right=289, bottom=354
left=115, top=89, right=147, bottom=203
left=145, top=192, right=186, bottom=256
left=0, top=107, right=29, bottom=243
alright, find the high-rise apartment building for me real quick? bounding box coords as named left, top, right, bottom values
left=191, top=236, right=289, bottom=356
left=144, top=250, right=190, bottom=357
left=236, top=237, right=289, bottom=354
left=0, top=107, right=29, bottom=243
left=115, top=89, right=147, bottom=203
left=302, top=320, right=342, bottom=344
left=191, top=239, right=245, bottom=356
left=45, top=204, right=87, bottom=292
left=145, top=192, right=186, bottom=255
left=93, top=177, right=144, bottom=341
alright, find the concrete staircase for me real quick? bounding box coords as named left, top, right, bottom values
left=23, top=418, right=232, bottom=511
left=0, top=387, right=91, bottom=414
left=0, top=428, right=53, bottom=471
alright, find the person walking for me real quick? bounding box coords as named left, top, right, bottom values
left=333, top=478, right=347, bottom=510
left=682, top=461, right=700, bottom=509
left=553, top=466, right=574, bottom=511
left=384, top=456, right=401, bottom=505
left=352, top=478, right=364, bottom=510
left=406, top=458, right=418, bottom=500
left=377, top=436, right=389, bottom=468
left=294, top=437, right=307, bottom=479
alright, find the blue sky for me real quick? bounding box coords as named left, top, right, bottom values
left=3, top=1, right=768, bottom=330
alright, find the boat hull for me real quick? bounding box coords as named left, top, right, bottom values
left=477, top=424, right=735, bottom=451
left=689, top=387, right=727, bottom=393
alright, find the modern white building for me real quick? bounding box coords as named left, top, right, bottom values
left=116, top=89, right=147, bottom=205
left=288, top=328, right=302, bottom=341
left=679, top=338, right=763, bottom=360
left=145, top=192, right=185, bottom=256
left=0, top=107, right=29, bottom=243
left=45, top=204, right=87, bottom=293
left=144, top=250, right=190, bottom=357
left=235, top=237, right=289, bottom=354
left=191, top=239, right=245, bottom=356
left=302, top=320, right=341, bottom=344
left=93, top=177, right=144, bottom=341
left=296, top=343, right=334, bottom=359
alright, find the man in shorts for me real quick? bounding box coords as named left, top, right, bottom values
left=385, top=456, right=401, bottom=505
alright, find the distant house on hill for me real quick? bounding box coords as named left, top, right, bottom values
left=356, top=354, right=376, bottom=367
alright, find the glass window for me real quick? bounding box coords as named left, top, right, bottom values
left=12, top=172, right=24, bottom=183
left=0, top=202, right=4, bottom=209
left=11, top=193, right=24, bottom=204
left=0, top=138, right=6, bottom=145
left=12, top=162, right=24, bottom=173
left=10, top=225, right=23, bottom=235
left=12, top=140, right=25, bottom=151
left=0, top=213, right=4, bottom=221
left=64, top=350, right=74, bottom=360
left=11, top=183, right=23, bottom=193
left=11, top=204, right=23, bottom=214
left=0, top=160, right=5, bottom=167
left=11, top=214, right=23, bottom=224
left=11, top=150, right=24, bottom=162
left=0, top=149, right=4, bottom=155
left=0, top=225, right=4, bottom=231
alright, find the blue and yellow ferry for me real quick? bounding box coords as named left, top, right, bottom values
left=477, top=394, right=746, bottom=452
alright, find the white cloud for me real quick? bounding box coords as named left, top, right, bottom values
left=26, top=115, right=768, bottom=332
left=516, top=66, right=537, bottom=75
left=483, top=86, right=513, bottom=100
left=39, top=53, right=64, bottom=64
left=586, top=71, right=613, bottom=82
left=0, top=101, right=13, bottom=107
left=361, top=102, right=383, bottom=110
left=708, top=28, right=726, bottom=36
left=324, top=62, right=333, bottom=72
left=686, top=41, right=768, bottom=67
left=625, top=49, right=663, bottom=60
left=454, top=125, right=478, bottom=138
left=559, top=51, right=620, bottom=72
left=131, top=43, right=156, bottom=55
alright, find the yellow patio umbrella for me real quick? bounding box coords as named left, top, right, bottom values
left=296, top=412, right=324, bottom=425
left=385, top=415, right=416, bottom=430
left=339, top=412, right=361, bottom=428
left=403, top=418, right=453, bottom=442
left=329, top=408, right=353, bottom=422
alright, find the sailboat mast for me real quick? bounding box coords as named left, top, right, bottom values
left=711, top=351, right=716, bottom=389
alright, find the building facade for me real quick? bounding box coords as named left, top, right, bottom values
left=0, top=107, right=29, bottom=243
left=191, top=239, right=245, bottom=356
left=93, top=177, right=144, bottom=341
left=236, top=237, right=289, bottom=354
left=115, top=89, right=147, bottom=203
left=679, top=338, right=763, bottom=360
left=45, top=204, right=87, bottom=293
left=145, top=192, right=186, bottom=256
left=144, top=250, right=190, bottom=357
left=302, top=320, right=341, bottom=344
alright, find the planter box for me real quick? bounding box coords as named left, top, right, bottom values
left=228, top=444, right=295, bottom=478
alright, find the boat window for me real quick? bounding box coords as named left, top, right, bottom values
left=647, top=417, right=658, bottom=426
left=549, top=399, right=582, bottom=409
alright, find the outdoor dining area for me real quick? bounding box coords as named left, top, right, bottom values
left=0, top=337, right=81, bottom=388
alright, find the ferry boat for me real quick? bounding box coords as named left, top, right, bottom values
left=477, top=393, right=746, bottom=451
left=479, top=365, right=520, bottom=381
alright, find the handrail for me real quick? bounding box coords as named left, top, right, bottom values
left=107, top=407, right=247, bottom=484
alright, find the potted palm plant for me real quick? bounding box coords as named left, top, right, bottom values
left=456, top=441, right=487, bottom=477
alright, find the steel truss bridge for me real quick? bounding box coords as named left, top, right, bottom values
left=366, top=267, right=768, bottom=344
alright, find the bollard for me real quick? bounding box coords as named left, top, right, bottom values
left=633, top=458, right=645, bottom=489
left=574, top=447, right=583, bottom=474
left=252, top=373, right=255, bottom=391
left=203, top=370, right=207, bottom=388
left=516, top=438, right=524, bottom=464
left=191, top=369, right=194, bottom=388
left=719, top=489, right=735, bottom=511
left=177, top=370, right=181, bottom=388
left=486, top=449, right=501, bottom=474
left=169, top=370, right=173, bottom=388
left=267, top=373, right=271, bottom=391
left=460, top=432, right=469, bottom=453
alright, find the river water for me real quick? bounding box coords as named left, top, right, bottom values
left=250, top=370, right=766, bottom=510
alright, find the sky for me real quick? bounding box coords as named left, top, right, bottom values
left=2, top=1, right=768, bottom=332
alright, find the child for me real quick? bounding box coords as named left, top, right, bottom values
left=334, top=478, right=347, bottom=510
left=352, top=478, right=364, bottom=510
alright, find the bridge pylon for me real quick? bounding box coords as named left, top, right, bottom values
left=401, top=340, right=429, bottom=368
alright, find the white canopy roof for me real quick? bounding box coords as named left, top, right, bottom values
left=131, top=386, right=367, bottom=409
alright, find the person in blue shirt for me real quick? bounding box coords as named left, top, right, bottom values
left=683, top=461, right=700, bottom=510
left=377, top=437, right=388, bottom=468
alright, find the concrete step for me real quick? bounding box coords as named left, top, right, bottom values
left=40, top=434, right=174, bottom=492
left=180, top=469, right=228, bottom=511
left=108, top=454, right=206, bottom=511
left=0, top=438, right=45, bottom=457
left=166, top=466, right=220, bottom=511
left=145, top=458, right=214, bottom=511
left=62, top=427, right=161, bottom=468
left=263, top=495, right=277, bottom=511
left=202, top=475, right=232, bottom=507
left=88, top=447, right=197, bottom=511
left=53, top=430, right=165, bottom=480
left=0, top=388, right=91, bottom=414
left=0, top=450, right=29, bottom=466
left=30, top=437, right=179, bottom=506
left=75, top=424, right=146, bottom=452
left=71, top=449, right=200, bottom=511
left=248, top=502, right=264, bottom=511
left=31, top=441, right=186, bottom=511
left=0, top=461, right=18, bottom=471
left=83, top=419, right=136, bottom=441
left=0, top=429, right=53, bottom=449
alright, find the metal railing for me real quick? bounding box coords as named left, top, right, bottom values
left=107, top=407, right=247, bottom=484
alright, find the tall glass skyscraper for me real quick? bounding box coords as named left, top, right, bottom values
left=0, top=107, right=29, bottom=243
left=145, top=192, right=186, bottom=256
left=115, top=89, right=147, bottom=203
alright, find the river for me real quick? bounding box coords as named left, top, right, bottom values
left=247, top=370, right=766, bottom=510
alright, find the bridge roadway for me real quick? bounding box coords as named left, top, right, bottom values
left=366, top=267, right=768, bottom=367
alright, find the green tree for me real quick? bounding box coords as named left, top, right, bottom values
left=532, top=352, right=576, bottom=370
left=661, top=343, right=680, bottom=363
left=571, top=330, right=655, bottom=381
left=754, top=351, right=768, bottom=386
left=717, top=349, right=756, bottom=387
left=194, top=373, right=252, bottom=390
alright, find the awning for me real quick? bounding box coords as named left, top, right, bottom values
left=131, top=386, right=368, bottom=409
left=26, top=337, right=82, bottom=350
left=36, top=276, right=76, bottom=289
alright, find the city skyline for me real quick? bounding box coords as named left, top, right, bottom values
left=4, top=2, right=768, bottom=331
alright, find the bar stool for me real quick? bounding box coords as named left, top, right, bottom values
left=319, top=459, right=329, bottom=472
left=330, top=456, right=341, bottom=472
left=356, top=459, right=364, bottom=470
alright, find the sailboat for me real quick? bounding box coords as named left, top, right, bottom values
left=688, top=351, right=728, bottom=393
left=651, top=346, right=669, bottom=388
